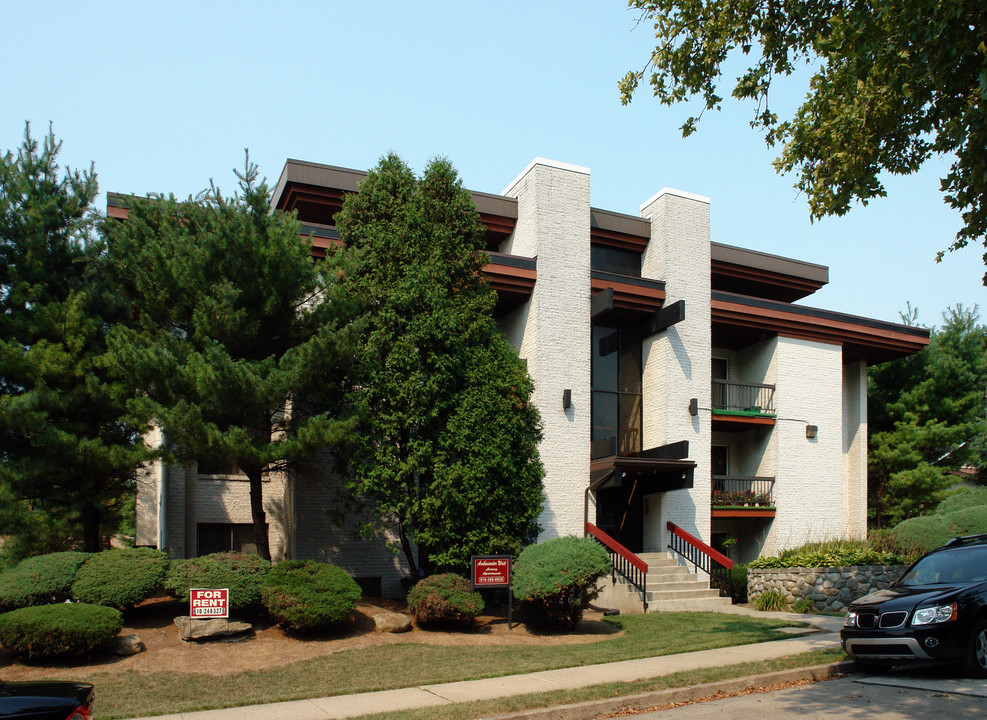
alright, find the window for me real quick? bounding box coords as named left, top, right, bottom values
left=592, top=321, right=642, bottom=458
left=196, top=523, right=265, bottom=556
left=712, top=357, right=728, bottom=408
left=591, top=245, right=641, bottom=277
left=711, top=445, right=728, bottom=476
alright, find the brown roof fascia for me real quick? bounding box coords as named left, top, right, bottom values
left=590, top=207, right=650, bottom=251
left=711, top=243, right=829, bottom=285
left=590, top=272, right=665, bottom=313
left=711, top=292, right=930, bottom=360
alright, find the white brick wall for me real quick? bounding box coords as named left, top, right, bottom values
left=843, top=360, right=868, bottom=538
left=503, top=158, right=592, bottom=540
left=764, top=337, right=845, bottom=554
left=640, top=189, right=712, bottom=548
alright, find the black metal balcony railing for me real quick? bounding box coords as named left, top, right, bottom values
left=711, top=476, right=775, bottom=507
left=711, top=379, right=775, bottom=415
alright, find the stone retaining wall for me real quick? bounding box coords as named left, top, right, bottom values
left=748, top=565, right=907, bottom=613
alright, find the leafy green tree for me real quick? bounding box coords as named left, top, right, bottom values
left=335, top=154, right=544, bottom=577
left=0, top=124, right=147, bottom=554
left=868, top=305, right=987, bottom=527
left=99, top=156, right=361, bottom=561
left=619, top=0, right=987, bottom=283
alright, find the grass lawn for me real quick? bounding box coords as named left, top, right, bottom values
left=81, top=612, right=817, bottom=719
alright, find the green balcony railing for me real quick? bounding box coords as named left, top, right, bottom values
left=711, top=379, right=775, bottom=416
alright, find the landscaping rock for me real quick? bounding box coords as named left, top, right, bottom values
left=110, top=633, right=145, bottom=655
left=373, top=612, right=411, bottom=633
left=174, top=616, right=252, bottom=641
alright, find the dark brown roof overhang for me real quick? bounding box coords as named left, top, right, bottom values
left=711, top=242, right=829, bottom=302
left=590, top=207, right=651, bottom=251
left=711, top=291, right=930, bottom=363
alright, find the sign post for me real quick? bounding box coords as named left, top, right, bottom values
left=471, top=555, right=513, bottom=628
left=189, top=588, right=229, bottom=620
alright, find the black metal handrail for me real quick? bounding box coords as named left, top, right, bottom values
left=666, top=521, right=735, bottom=599
left=711, top=379, right=775, bottom=414
left=586, top=522, right=649, bottom=612
left=711, top=476, right=776, bottom=507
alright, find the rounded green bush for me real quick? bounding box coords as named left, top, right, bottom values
left=512, top=536, right=611, bottom=631
left=0, top=551, right=89, bottom=611
left=0, top=603, right=123, bottom=659
left=71, top=547, right=169, bottom=609
left=892, top=514, right=951, bottom=555
left=407, top=573, right=484, bottom=628
left=260, top=560, right=361, bottom=633
left=942, top=505, right=987, bottom=536
left=754, top=589, right=789, bottom=612
left=165, top=552, right=271, bottom=612
left=935, top=487, right=987, bottom=516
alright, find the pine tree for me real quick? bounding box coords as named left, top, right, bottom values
left=868, top=305, right=987, bottom=527
left=0, top=124, right=147, bottom=554
left=99, top=155, right=361, bottom=561
left=335, top=155, right=544, bottom=577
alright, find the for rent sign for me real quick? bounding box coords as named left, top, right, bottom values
left=471, top=555, right=511, bottom=589
left=190, top=588, right=229, bottom=619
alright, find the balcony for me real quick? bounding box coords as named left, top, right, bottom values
left=711, top=379, right=776, bottom=431
left=711, top=476, right=776, bottom=518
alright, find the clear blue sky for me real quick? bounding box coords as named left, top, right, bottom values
left=3, top=1, right=983, bottom=326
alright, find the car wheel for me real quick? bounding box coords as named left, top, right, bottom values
left=962, top=621, right=987, bottom=678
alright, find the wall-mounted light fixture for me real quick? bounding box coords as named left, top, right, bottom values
left=688, top=398, right=698, bottom=416
left=806, top=424, right=818, bottom=439
left=562, top=389, right=571, bottom=410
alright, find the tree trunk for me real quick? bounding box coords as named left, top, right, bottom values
left=244, top=466, right=272, bottom=562
left=398, top=521, right=419, bottom=581
left=82, top=502, right=101, bottom=553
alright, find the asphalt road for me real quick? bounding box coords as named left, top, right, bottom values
left=611, top=670, right=987, bottom=719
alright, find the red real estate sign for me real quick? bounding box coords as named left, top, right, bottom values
left=190, top=588, right=229, bottom=619
left=471, top=555, right=511, bottom=589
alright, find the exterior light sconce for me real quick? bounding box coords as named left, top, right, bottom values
left=562, top=389, right=571, bottom=410
left=688, top=398, right=698, bottom=416
left=806, top=424, right=818, bottom=439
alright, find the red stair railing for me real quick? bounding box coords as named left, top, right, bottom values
left=666, top=521, right=735, bottom=598
left=585, top=522, right=649, bottom=612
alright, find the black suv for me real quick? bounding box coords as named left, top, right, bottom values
left=0, top=681, right=94, bottom=719
left=841, top=534, right=987, bottom=676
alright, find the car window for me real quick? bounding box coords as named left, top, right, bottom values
left=899, top=546, right=987, bottom=586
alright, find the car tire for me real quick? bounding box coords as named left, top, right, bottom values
left=961, top=620, right=987, bottom=678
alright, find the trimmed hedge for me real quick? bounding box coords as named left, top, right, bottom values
left=260, top=560, right=361, bottom=633
left=166, top=552, right=271, bottom=612
left=512, top=536, right=611, bottom=630
left=71, top=547, right=169, bottom=609
left=407, top=573, right=484, bottom=628
left=0, top=551, right=89, bottom=611
left=0, top=603, right=123, bottom=659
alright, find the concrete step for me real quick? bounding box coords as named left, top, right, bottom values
left=645, top=588, right=725, bottom=602
left=646, top=596, right=734, bottom=612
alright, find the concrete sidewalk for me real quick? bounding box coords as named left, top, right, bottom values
left=124, top=610, right=845, bottom=720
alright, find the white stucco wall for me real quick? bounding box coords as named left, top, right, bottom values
left=640, top=188, right=712, bottom=549
left=503, top=158, right=592, bottom=540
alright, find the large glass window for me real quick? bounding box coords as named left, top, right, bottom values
left=591, top=245, right=641, bottom=277
left=196, top=523, right=265, bottom=556
left=592, top=321, right=642, bottom=457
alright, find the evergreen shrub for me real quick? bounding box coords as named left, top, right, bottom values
left=166, top=552, right=271, bottom=612
left=71, top=547, right=169, bottom=609
left=0, top=551, right=88, bottom=611
left=407, top=573, right=484, bottom=628
left=753, top=589, right=789, bottom=612
left=512, top=536, right=611, bottom=631
left=260, top=560, right=361, bottom=633
left=728, top=564, right=748, bottom=604
left=892, top=515, right=952, bottom=555
left=935, top=487, right=987, bottom=516
left=0, top=603, right=123, bottom=659
left=748, top=539, right=903, bottom=569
